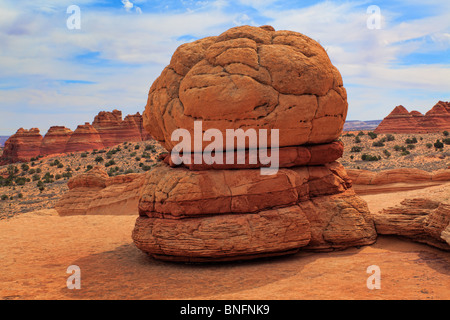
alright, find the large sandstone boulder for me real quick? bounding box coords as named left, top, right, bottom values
left=132, top=25, right=376, bottom=262
left=143, top=25, right=347, bottom=152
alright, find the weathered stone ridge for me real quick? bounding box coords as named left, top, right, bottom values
left=0, top=110, right=151, bottom=164
left=375, top=101, right=450, bottom=133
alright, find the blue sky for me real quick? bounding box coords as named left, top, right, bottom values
left=0, top=0, right=449, bottom=135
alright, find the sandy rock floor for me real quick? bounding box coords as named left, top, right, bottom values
left=1, top=198, right=449, bottom=300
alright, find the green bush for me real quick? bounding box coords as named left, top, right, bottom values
left=401, top=150, right=410, bottom=156
left=357, top=131, right=365, bottom=136
left=405, top=137, right=418, bottom=144
left=367, top=132, right=377, bottom=139
left=361, top=154, right=379, bottom=161
left=81, top=152, right=88, bottom=158
left=385, top=134, right=395, bottom=142
left=1, top=194, right=8, bottom=201
left=372, top=140, right=385, bottom=147
left=383, top=149, right=391, bottom=158
left=406, top=144, right=416, bottom=150
left=426, top=143, right=433, bottom=149
left=351, top=146, right=363, bottom=153
left=434, top=140, right=444, bottom=150
left=354, top=136, right=361, bottom=144
left=443, top=138, right=450, bottom=145
left=443, top=131, right=449, bottom=136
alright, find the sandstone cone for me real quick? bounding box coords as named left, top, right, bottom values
left=132, top=25, right=376, bottom=262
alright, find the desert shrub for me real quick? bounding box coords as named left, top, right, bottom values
left=15, top=177, right=27, bottom=186
left=443, top=138, right=450, bottom=145
left=141, top=152, right=151, bottom=159
left=142, top=165, right=152, bottom=171
left=38, top=185, right=44, bottom=193
left=406, top=144, right=416, bottom=150
left=85, top=165, right=93, bottom=172
left=357, top=131, right=365, bottom=136
left=21, top=163, right=29, bottom=172
left=405, top=137, right=418, bottom=144
left=401, top=150, right=410, bottom=156
left=105, top=160, right=116, bottom=167
left=367, top=132, right=377, bottom=139
left=57, top=163, right=64, bottom=168
left=385, top=134, right=395, bottom=142
left=18, top=193, right=23, bottom=199
left=145, top=145, right=156, bottom=152
left=434, top=140, right=444, bottom=150
left=372, top=140, right=385, bottom=147
left=361, top=154, right=379, bottom=161
left=36, top=168, right=42, bottom=173
left=134, top=145, right=140, bottom=150
left=351, top=146, right=363, bottom=153
left=343, top=133, right=355, bottom=137
left=426, top=143, right=433, bottom=149
left=62, top=172, right=72, bottom=179
left=443, top=131, right=449, bottom=136
left=125, top=169, right=134, bottom=174
left=130, top=152, right=137, bottom=157
left=135, top=157, right=141, bottom=161
left=350, top=155, right=354, bottom=160
left=354, top=136, right=361, bottom=144
left=55, top=174, right=62, bottom=180
left=94, top=156, right=104, bottom=164
left=1, top=194, right=8, bottom=201
left=81, top=152, right=88, bottom=158
left=43, top=172, right=54, bottom=183
left=383, top=149, right=391, bottom=158
left=28, top=168, right=36, bottom=175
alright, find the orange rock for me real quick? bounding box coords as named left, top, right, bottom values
left=143, top=25, right=347, bottom=152
left=40, top=126, right=73, bottom=156
left=375, top=101, right=450, bottom=133
left=0, top=128, right=43, bottom=163
left=64, top=123, right=104, bottom=153
left=56, top=166, right=145, bottom=216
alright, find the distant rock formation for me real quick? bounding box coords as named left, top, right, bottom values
left=40, top=126, right=73, bottom=155
left=55, top=166, right=145, bottom=216
left=1, top=128, right=43, bottom=163
left=374, top=101, right=450, bottom=133
left=0, top=110, right=151, bottom=164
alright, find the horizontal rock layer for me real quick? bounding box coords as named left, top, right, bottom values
left=162, top=141, right=344, bottom=170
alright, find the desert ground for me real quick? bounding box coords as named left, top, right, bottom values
left=0, top=132, right=449, bottom=300
left=0, top=185, right=449, bottom=300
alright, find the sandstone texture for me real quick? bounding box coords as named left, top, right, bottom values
left=372, top=184, right=450, bottom=250
left=347, top=168, right=450, bottom=185
left=40, top=126, right=73, bottom=155
left=0, top=110, right=151, bottom=164
left=143, top=25, right=347, bottom=152
left=55, top=166, right=145, bottom=216
left=131, top=25, right=376, bottom=262
left=375, top=101, right=450, bottom=134
left=0, top=128, right=43, bottom=164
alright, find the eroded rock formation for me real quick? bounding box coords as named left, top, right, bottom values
left=55, top=166, right=145, bottom=216
left=375, top=101, right=450, bottom=133
left=0, top=128, right=43, bottom=164
left=0, top=110, right=151, bottom=164
left=372, top=184, right=450, bottom=250
left=132, top=25, right=377, bottom=262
